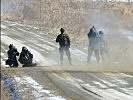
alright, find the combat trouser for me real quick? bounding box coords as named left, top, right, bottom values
left=6, top=59, right=18, bottom=67
left=100, top=45, right=109, bottom=62
left=87, top=46, right=100, bottom=63
left=59, top=47, right=72, bottom=65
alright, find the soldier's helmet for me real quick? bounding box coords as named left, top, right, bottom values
left=60, top=28, right=65, bottom=33
left=92, top=26, right=95, bottom=29
left=99, top=31, right=104, bottom=34
left=90, top=28, right=93, bottom=32
left=9, top=44, right=13, bottom=49
left=22, top=47, right=28, bottom=51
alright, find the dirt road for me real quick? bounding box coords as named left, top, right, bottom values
left=1, top=20, right=133, bottom=100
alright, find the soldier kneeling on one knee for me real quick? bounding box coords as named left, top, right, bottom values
left=19, top=47, right=33, bottom=67
left=6, top=44, right=19, bottom=67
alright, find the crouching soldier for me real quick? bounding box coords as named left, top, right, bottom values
left=6, top=44, right=19, bottom=67
left=19, top=47, right=34, bottom=67
left=56, top=28, right=72, bottom=65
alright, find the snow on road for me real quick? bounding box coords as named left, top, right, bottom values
left=52, top=72, right=133, bottom=100
left=125, top=31, right=133, bottom=41
left=82, top=83, right=133, bottom=100
left=1, top=24, right=7, bottom=29
left=1, top=73, right=66, bottom=100
left=1, top=31, right=57, bottom=66
left=1, top=21, right=133, bottom=100
left=121, top=30, right=133, bottom=41
left=1, top=22, right=92, bottom=66
left=1, top=20, right=133, bottom=67
left=14, top=76, right=66, bottom=100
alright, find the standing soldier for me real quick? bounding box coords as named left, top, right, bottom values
left=56, top=28, right=72, bottom=65
left=99, top=31, right=109, bottom=62
left=87, top=26, right=100, bottom=63
left=6, top=44, right=19, bottom=67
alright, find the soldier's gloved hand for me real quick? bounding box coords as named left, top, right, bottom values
left=16, top=52, right=19, bottom=56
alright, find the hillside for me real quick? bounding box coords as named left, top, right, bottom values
left=1, top=1, right=133, bottom=99
left=1, top=1, right=133, bottom=40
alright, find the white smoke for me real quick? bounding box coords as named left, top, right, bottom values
left=85, top=8, right=133, bottom=65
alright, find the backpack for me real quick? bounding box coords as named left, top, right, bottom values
left=62, top=34, right=69, bottom=46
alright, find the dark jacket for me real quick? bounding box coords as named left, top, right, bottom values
left=56, top=33, right=70, bottom=48
left=20, top=50, right=33, bottom=59
left=7, top=48, right=19, bottom=61
left=19, top=49, right=33, bottom=64
left=87, top=28, right=100, bottom=49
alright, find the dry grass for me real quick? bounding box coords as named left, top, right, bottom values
left=1, top=86, right=10, bottom=100
left=1, top=68, right=11, bottom=100
left=1, top=1, right=133, bottom=42
left=1, top=1, right=133, bottom=62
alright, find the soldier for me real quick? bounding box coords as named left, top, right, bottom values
left=19, top=47, right=33, bottom=67
left=99, top=31, right=109, bottom=62
left=56, top=28, right=72, bottom=65
left=87, top=26, right=100, bottom=63
left=6, top=44, right=19, bottom=67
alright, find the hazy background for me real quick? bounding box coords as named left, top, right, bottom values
left=1, top=0, right=133, bottom=65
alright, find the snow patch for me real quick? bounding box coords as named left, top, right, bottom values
left=1, top=24, right=7, bottom=29
left=123, top=31, right=133, bottom=41
left=120, top=73, right=133, bottom=78
left=36, top=43, right=55, bottom=51
left=121, top=88, right=133, bottom=96
left=1, top=31, right=57, bottom=66
left=100, top=79, right=117, bottom=87
left=2, top=75, right=20, bottom=100
left=93, top=81, right=107, bottom=88
left=104, top=73, right=129, bottom=85
left=14, top=76, right=66, bottom=100
left=82, top=83, right=133, bottom=100
left=1, top=52, right=5, bottom=56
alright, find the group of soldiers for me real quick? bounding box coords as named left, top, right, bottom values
left=6, top=26, right=108, bottom=67
left=87, top=26, right=109, bottom=63
left=6, top=44, right=33, bottom=67
left=56, top=26, right=109, bottom=65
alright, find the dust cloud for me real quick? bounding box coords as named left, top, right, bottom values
left=50, top=8, right=133, bottom=72
left=81, top=9, right=133, bottom=72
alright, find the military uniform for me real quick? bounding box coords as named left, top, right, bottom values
left=99, top=31, right=109, bottom=62
left=87, top=27, right=100, bottom=63
left=6, top=44, right=19, bottom=67
left=56, top=28, right=72, bottom=65
left=19, top=47, right=33, bottom=67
